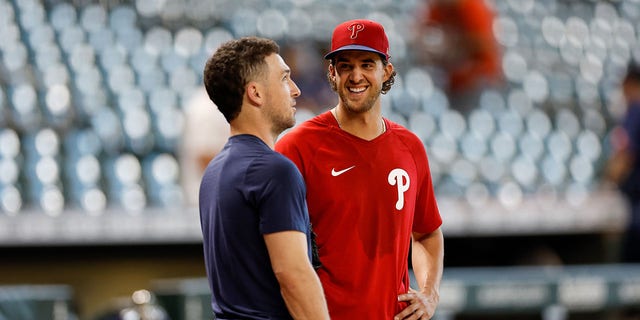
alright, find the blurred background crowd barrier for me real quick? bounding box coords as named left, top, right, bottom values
left=0, top=0, right=639, bottom=319
left=0, top=285, right=73, bottom=320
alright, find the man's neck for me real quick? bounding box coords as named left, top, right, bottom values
left=332, top=106, right=385, bottom=141
left=230, top=125, right=276, bottom=149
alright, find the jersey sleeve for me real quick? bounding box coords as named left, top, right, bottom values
left=247, top=153, right=309, bottom=235
left=411, top=138, right=443, bottom=234
left=275, top=132, right=305, bottom=174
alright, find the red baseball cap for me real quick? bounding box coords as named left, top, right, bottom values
left=324, top=19, right=390, bottom=60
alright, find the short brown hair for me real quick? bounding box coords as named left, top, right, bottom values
left=203, top=37, right=280, bottom=122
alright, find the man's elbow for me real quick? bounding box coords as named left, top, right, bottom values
left=273, top=264, right=311, bottom=288
left=414, top=227, right=443, bottom=242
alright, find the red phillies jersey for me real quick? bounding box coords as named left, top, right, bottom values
left=276, top=111, right=442, bottom=319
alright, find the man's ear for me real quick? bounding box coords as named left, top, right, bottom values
left=383, top=62, right=394, bottom=81
left=328, top=64, right=336, bottom=81
left=246, top=81, right=263, bottom=106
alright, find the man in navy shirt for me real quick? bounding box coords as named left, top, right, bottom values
left=611, top=60, right=640, bottom=262
left=199, top=37, right=330, bottom=319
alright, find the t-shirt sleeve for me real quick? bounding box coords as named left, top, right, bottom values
left=624, top=106, right=640, bottom=154
left=247, top=154, right=309, bottom=235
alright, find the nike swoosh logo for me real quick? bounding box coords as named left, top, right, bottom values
left=331, top=165, right=356, bottom=176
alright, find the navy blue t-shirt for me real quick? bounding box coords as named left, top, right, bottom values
left=199, top=134, right=311, bottom=320
left=621, top=102, right=640, bottom=200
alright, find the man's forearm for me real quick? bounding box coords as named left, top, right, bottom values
left=412, top=228, right=444, bottom=294
left=265, top=231, right=330, bottom=319
left=277, top=265, right=330, bottom=320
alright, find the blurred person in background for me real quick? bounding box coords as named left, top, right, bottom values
left=199, top=36, right=329, bottom=320
left=412, top=0, right=504, bottom=113
left=281, top=41, right=337, bottom=114
left=606, top=60, right=640, bottom=263
left=180, top=87, right=229, bottom=207
left=94, top=289, right=169, bottom=320
left=276, top=19, right=444, bottom=320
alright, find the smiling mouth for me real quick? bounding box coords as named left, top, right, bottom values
left=348, top=87, right=366, bottom=93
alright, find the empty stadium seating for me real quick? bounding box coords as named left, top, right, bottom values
left=0, top=0, right=633, bottom=243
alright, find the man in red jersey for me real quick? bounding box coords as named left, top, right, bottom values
left=413, top=0, right=504, bottom=113
left=276, top=19, right=444, bottom=319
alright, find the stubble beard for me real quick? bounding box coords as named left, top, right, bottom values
left=339, top=85, right=381, bottom=114
left=270, top=106, right=296, bottom=135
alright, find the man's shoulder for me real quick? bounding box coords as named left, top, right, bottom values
left=296, top=111, right=333, bottom=132
left=387, top=120, right=421, bottom=141
left=278, top=112, right=333, bottom=144
left=248, top=151, right=303, bottom=182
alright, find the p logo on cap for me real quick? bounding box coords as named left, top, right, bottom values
left=348, top=23, right=365, bottom=39
left=324, top=19, right=390, bottom=60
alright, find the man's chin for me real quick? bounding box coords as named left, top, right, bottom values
left=276, top=120, right=296, bottom=134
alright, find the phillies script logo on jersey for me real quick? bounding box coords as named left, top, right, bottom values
left=388, top=168, right=410, bottom=210
left=348, top=23, right=364, bottom=39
